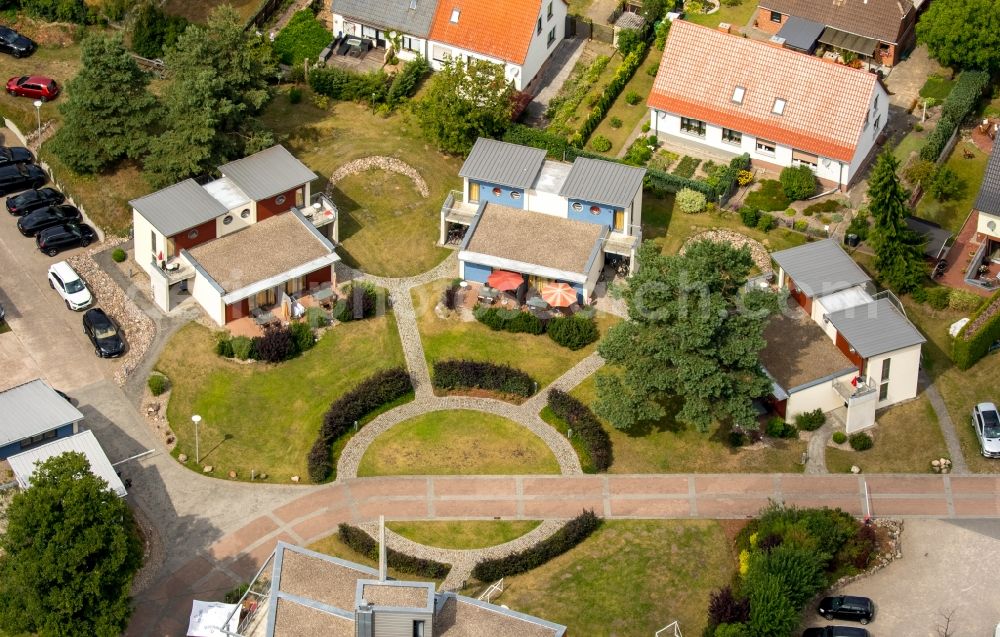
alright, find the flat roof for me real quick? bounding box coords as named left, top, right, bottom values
left=760, top=301, right=858, bottom=392
left=130, top=179, right=229, bottom=238
left=7, top=430, right=126, bottom=497
left=273, top=598, right=353, bottom=636
left=462, top=203, right=604, bottom=277
left=459, top=138, right=547, bottom=190
left=772, top=239, right=871, bottom=298
left=533, top=160, right=572, bottom=195
left=184, top=211, right=336, bottom=297
left=218, top=145, right=317, bottom=201
left=558, top=157, right=646, bottom=209
left=906, top=217, right=953, bottom=260
left=436, top=596, right=563, bottom=637
left=0, top=378, right=83, bottom=448
left=827, top=298, right=926, bottom=358
left=359, top=581, right=433, bottom=609
left=817, top=286, right=874, bottom=315
left=202, top=176, right=250, bottom=210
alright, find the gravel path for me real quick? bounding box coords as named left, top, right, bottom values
left=922, top=371, right=969, bottom=474
left=804, top=421, right=832, bottom=474
left=521, top=352, right=605, bottom=414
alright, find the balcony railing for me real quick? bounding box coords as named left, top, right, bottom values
left=833, top=377, right=877, bottom=402
left=441, top=189, right=478, bottom=224
left=299, top=192, right=338, bottom=229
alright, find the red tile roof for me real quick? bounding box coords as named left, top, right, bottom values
left=429, top=0, right=550, bottom=64
left=648, top=21, right=879, bottom=162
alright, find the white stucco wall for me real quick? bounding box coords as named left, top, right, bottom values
left=866, top=343, right=921, bottom=408
left=976, top=211, right=1000, bottom=239
left=847, top=82, right=890, bottom=182
left=132, top=210, right=160, bottom=277
left=332, top=15, right=429, bottom=58
left=785, top=370, right=857, bottom=420
left=584, top=248, right=605, bottom=300
left=215, top=204, right=257, bottom=238
left=187, top=269, right=225, bottom=326
left=525, top=189, right=567, bottom=217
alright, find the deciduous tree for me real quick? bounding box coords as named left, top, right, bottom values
left=917, top=0, right=1000, bottom=72
left=867, top=151, right=926, bottom=292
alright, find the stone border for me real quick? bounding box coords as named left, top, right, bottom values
left=327, top=156, right=430, bottom=198
left=682, top=229, right=772, bottom=273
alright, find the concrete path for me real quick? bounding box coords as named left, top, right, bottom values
left=522, top=37, right=588, bottom=126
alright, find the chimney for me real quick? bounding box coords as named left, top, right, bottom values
left=378, top=515, right=387, bottom=582
left=717, top=22, right=731, bottom=34
left=767, top=35, right=786, bottom=49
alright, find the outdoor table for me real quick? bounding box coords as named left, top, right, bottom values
left=312, top=287, right=335, bottom=302
left=526, top=297, right=549, bottom=310
left=253, top=311, right=275, bottom=326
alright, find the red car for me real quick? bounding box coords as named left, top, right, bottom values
left=6, top=75, right=59, bottom=101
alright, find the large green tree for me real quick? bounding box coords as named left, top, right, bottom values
left=0, top=452, right=143, bottom=636
left=917, top=0, right=1000, bottom=72
left=595, top=240, right=781, bottom=432
left=49, top=33, right=159, bottom=174
left=414, top=58, right=513, bottom=154
left=866, top=151, right=926, bottom=292
left=144, top=5, right=276, bottom=187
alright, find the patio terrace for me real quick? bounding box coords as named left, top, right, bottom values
left=936, top=212, right=1000, bottom=297
left=324, top=36, right=386, bottom=73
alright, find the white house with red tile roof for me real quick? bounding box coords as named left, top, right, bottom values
left=647, top=20, right=888, bottom=188
left=427, top=0, right=567, bottom=90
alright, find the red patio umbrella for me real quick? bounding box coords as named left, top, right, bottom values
left=541, top=282, right=576, bottom=308
left=486, top=269, right=524, bottom=292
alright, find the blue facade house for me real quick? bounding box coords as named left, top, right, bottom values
left=0, top=379, right=83, bottom=460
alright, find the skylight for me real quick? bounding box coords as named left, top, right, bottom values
left=732, top=86, right=745, bottom=104
left=772, top=98, right=786, bottom=115
left=450, top=8, right=460, bottom=22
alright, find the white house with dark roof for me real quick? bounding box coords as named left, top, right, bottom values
left=130, top=145, right=341, bottom=326
left=441, top=138, right=645, bottom=303
left=331, top=0, right=439, bottom=61
left=8, top=430, right=127, bottom=497
left=766, top=240, right=925, bottom=431
left=0, top=379, right=83, bottom=460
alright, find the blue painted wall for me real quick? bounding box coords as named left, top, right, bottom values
left=463, top=261, right=492, bottom=284
left=567, top=199, right=618, bottom=229
left=0, top=423, right=75, bottom=460
left=471, top=180, right=525, bottom=209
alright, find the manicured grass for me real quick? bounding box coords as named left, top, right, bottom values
left=308, top=533, right=442, bottom=584
left=260, top=91, right=462, bottom=277
left=745, top=179, right=790, bottom=212
left=161, top=0, right=262, bottom=23
left=915, top=143, right=989, bottom=234
left=826, top=396, right=950, bottom=473
left=569, top=372, right=808, bottom=473
left=936, top=349, right=1000, bottom=474
left=892, top=127, right=927, bottom=164
left=386, top=520, right=543, bottom=550
left=411, top=280, right=618, bottom=390
left=683, top=2, right=758, bottom=29
left=919, top=75, right=955, bottom=101
left=0, top=38, right=81, bottom=133
left=160, top=316, right=406, bottom=482
left=499, top=520, right=734, bottom=636
left=357, top=410, right=560, bottom=476
left=589, top=49, right=659, bottom=155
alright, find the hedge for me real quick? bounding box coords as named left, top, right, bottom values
left=953, top=288, right=1000, bottom=370
left=503, top=124, right=569, bottom=158
left=471, top=510, right=601, bottom=581
left=386, top=56, right=432, bottom=107
left=548, top=390, right=612, bottom=471
left=919, top=70, right=991, bottom=162
left=308, top=367, right=413, bottom=482
left=474, top=306, right=545, bottom=335
left=432, top=360, right=536, bottom=397
left=547, top=315, right=599, bottom=349
left=309, top=66, right=391, bottom=104
left=338, top=523, right=451, bottom=579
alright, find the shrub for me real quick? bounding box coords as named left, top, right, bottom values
left=339, top=523, right=450, bottom=578
left=846, top=208, right=870, bottom=241
left=927, top=286, right=951, bottom=310
left=622, top=137, right=653, bottom=165
left=230, top=336, right=255, bottom=361
left=548, top=389, right=612, bottom=472
left=929, top=165, right=963, bottom=201
left=903, top=159, right=937, bottom=186
left=739, top=206, right=760, bottom=228
left=646, top=62, right=660, bottom=76
left=849, top=432, right=874, bottom=451
left=130, top=2, right=188, bottom=58
left=747, top=572, right=799, bottom=637
left=671, top=155, right=701, bottom=179
left=386, top=56, right=431, bottom=107
left=590, top=134, right=612, bottom=152
left=784, top=208, right=797, bottom=217
left=953, top=289, right=1000, bottom=369
left=616, top=27, right=643, bottom=55
left=949, top=289, right=984, bottom=313
left=215, top=335, right=234, bottom=358
left=432, top=359, right=536, bottom=397
left=335, top=283, right=380, bottom=322
left=547, top=315, right=599, bottom=350
left=837, top=523, right=877, bottom=570
left=728, top=430, right=746, bottom=447
left=147, top=374, right=167, bottom=396
left=779, top=164, right=818, bottom=200
left=503, top=124, right=569, bottom=159
left=273, top=9, right=331, bottom=66
left=676, top=187, right=707, bottom=213
left=737, top=169, right=753, bottom=187
left=309, top=66, right=391, bottom=104
left=22, top=0, right=90, bottom=23
left=253, top=326, right=297, bottom=363
left=911, top=286, right=929, bottom=303
left=793, top=219, right=808, bottom=232
left=832, top=431, right=847, bottom=444
left=766, top=417, right=796, bottom=439
left=755, top=213, right=777, bottom=233
left=625, top=90, right=642, bottom=105
left=474, top=307, right=545, bottom=335
left=111, top=248, right=127, bottom=263
left=288, top=86, right=302, bottom=104
left=708, top=586, right=750, bottom=626
left=305, top=306, right=329, bottom=328
left=641, top=122, right=650, bottom=132
left=472, top=510, right=601, bottom=581
left=609, top=116, right=623, bottom=128
left=794, top=409, right=826, bottom=432
left=745, top=180, right=790, bottom=211
left=289, top=321, right=315, bottom=353
left=802, top=199, right=843, bottom=216
left=576, top=42, right=649, bottom=146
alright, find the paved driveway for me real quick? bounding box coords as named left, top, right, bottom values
left=803, top=519, right=1000, bottom=636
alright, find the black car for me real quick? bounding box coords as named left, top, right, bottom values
left=0, top=146, right=34, bottom=168
left=803, top=627, right=870, bottom=637
left=0, top=26, right=35, bottom=58
left=0, top=162, right=46, bottom=196
left=817, top=596, right=874, bottom=624
left=17, top=204, right=81, bottom=237
left=35, top=222, right=96, bottom=256
left=5, top=187, right=64, bottom=216
left=82, top=308, right=124, bottom=358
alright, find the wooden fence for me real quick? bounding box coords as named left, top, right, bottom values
left=245, top=0, right=286, bottom=30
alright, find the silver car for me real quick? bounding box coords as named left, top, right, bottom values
left=972, top=403, right=1000, bottom=458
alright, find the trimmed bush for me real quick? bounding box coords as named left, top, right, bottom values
left=609, top=116, right=623, bottom=128
left=253, top=326, right=297, bottom=363
left=739, top=206, right=760, bottom=228
left=794, top=408, right=826, bottom=432
left=309, top=66, right=391, bottom=104
left=793, top=219, right=808, bottom=232
left=289, top=321, right=315, bottom=353
left=676, top=187, right=707, bottom=213
left=766, top=417, right=796, bottom=439
left=472, top=510, right=601, bottom=581
left=622, top=137, right=653, bottom=165
left=147, top=374, right=167, bottom=396
left=849, top=432, right=874, bottom=451
left=215, top=335, right=233, bottom=358
left=547, top=315, right=599, bottom=350
left=927, top=286, right=951, bottom=310
left=745, top=180, right=790, bottom=211
left=335, top=283, right=381, bottom=322
left=930, top=165, right=964, bottom=201
left=625, top=90, right=642, bottom=105
left=920, top=70, right=990, bottom=162
left=386, top=56, right=431, bottom=107
left=708, top=586, right=750, bottom=626
left=339, top=523, right=450, bottom=579
left=953, top=289, right=1000, bottom=370
left=111, top=248, right=127, bottom=263
left=230, top=336, right=255, bottom=361
left=948, top=289, right=984, bottom=313
left=432, top=359, right=535, bottom=397
left=474, top=307, right=545, bottom=335
left=590, top=134, right=612, bottom=152
left=548, top=389, right=612, bottom=471
left=832, top=431, right=847, bottom=444
left=273, top=9, right=332, bottom=65
left=779, top=164, right=818, bottom=200
left=755, top=213, right=777, bottom=233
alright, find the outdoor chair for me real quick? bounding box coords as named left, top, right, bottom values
left=478, top=287, right=498, bottom=305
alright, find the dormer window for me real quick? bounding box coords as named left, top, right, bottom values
left=772, top=98, right=786, bottom=115
left=731, top=86, right=745, bottom=104
left=450, top=8, right=460, bottom=22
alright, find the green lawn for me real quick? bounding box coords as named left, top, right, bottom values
left=936, top=348, right=1000, bottom=474
left=826, top=396, right=949, bottom=473
left=683, top=2, right=758, bottom=30
left=261, top=90, right=462, bottom=277
left=892, top=127, right=928, bottom=164
left=411, top=280, right=618, bottom=390
left=160, top=316, right=405, bottom=482
left=898, top=292, right=963, bottom=381
left=357, top=410, right=560, bottom=476
left=308, top=532, right=442, bottom=584
left=499, top=520, right=734, bottom=636
left=568, top=371, right=808, bottom=473
left=919, top=75, right=955, bottom=101
left=161, top=0, right=262, bottom=23
left=589, top=49, right=659, bottom=156
left=387, top=520, right=542, bottom=550
left=915, top=142, right=989, bottom=234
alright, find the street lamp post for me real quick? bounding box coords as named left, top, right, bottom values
left=191, top=414, right=202, bottom=464
left=32, top=100, right=42, bottom=149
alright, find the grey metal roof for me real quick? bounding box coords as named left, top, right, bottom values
left=558, top=157, right=647, bottom=209
left=906, top=217, right=953, bottom=260
left=459, top=138, right=547, bottom=190
left=974, top=142, right=1000, bottom=217
left=8, top=430, right=127, bottom=497
left=130, top=179, right=229, bottom=237
left=826, top=298, right=926, bottom=358
left=776, top=15, right=825, bottom=52
left=771, top=239, right=871, bottom=297
left=219, top=145, right=318, bottom=202
left=0, top=379, right=83, bottom=448
left=331, top=0, right=440, bottom=38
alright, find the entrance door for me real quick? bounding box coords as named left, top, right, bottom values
left=469, top=182, right=480, bottom=203
left=613, top=209, right=625, bottom=232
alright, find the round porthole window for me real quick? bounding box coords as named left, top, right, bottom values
left=511, top=191, right=521, bottom=200
left=989, top=220, right=997, bottom=232
left=572, top=202, right=583, bottom=212
left=187, top=228, right=199, bottom=239
left=590, top=205, right=601, bottom=215
left=275, top=194, right=286, bottom=206
left=240, top=209, right=250, bottom=219
left=223, top=214, right=234, bottom=225
left=492, top=187, right=502, bottom=196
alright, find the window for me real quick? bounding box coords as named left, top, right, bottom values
left=771, top=98, right=786, bottom=115
left=590, top=205, right=601, bottom=214
left=537, top=17, right=542, bottom=34
left=874, top=115, right=881, bottom=132
left=878, top=382, right=889, bottom=401
left=572, top=202, right=583, bottom=211
left=275, top=194, right=286, bottom=206
left=731, top=86, right=745, bottom=104
left=187, top=228, right=199, bottom=240
left=547, top=1, right=553, bottom=19
left=756, top=138, right=776, bottom=155
left=770, top=10, right=782, bottom=22
left=791, top=149, right=818, bottom=168
left=151, top=229, right=157, bottom=256
left=285, top=277, right=303, bottom=296
left=511, top=191, right=521, bottom=200
left=873, top=94, right=878, bottom=110
left=413, top=620, right=425, bottom=637
left=680, top=117, right=706, bottom=137
left=450, top=8, right=460, bottom=22
left=547, top=26, right=556, bottom=47
left=223, top=214, right=233, bottom=225
left=863, top=112, right=869, bottom=130
left=432, top=45, right=450, bottom=62
left=402, top=35, right=417, bottom=51
left=614, top=209, right=624, bottom=231
left=880, top=358, right=891, bottom=382
left=722, top=128, right=742, bottom=145
left=492, top=186, right=502, bottom=196
left=240, top=209, right=250, bottom=219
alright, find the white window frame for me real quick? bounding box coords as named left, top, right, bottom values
left=756, top=138, right=776, bottom=156
left=722, top=128, right=742, bottom=145
left=680, top=117, right=706, bottom=138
